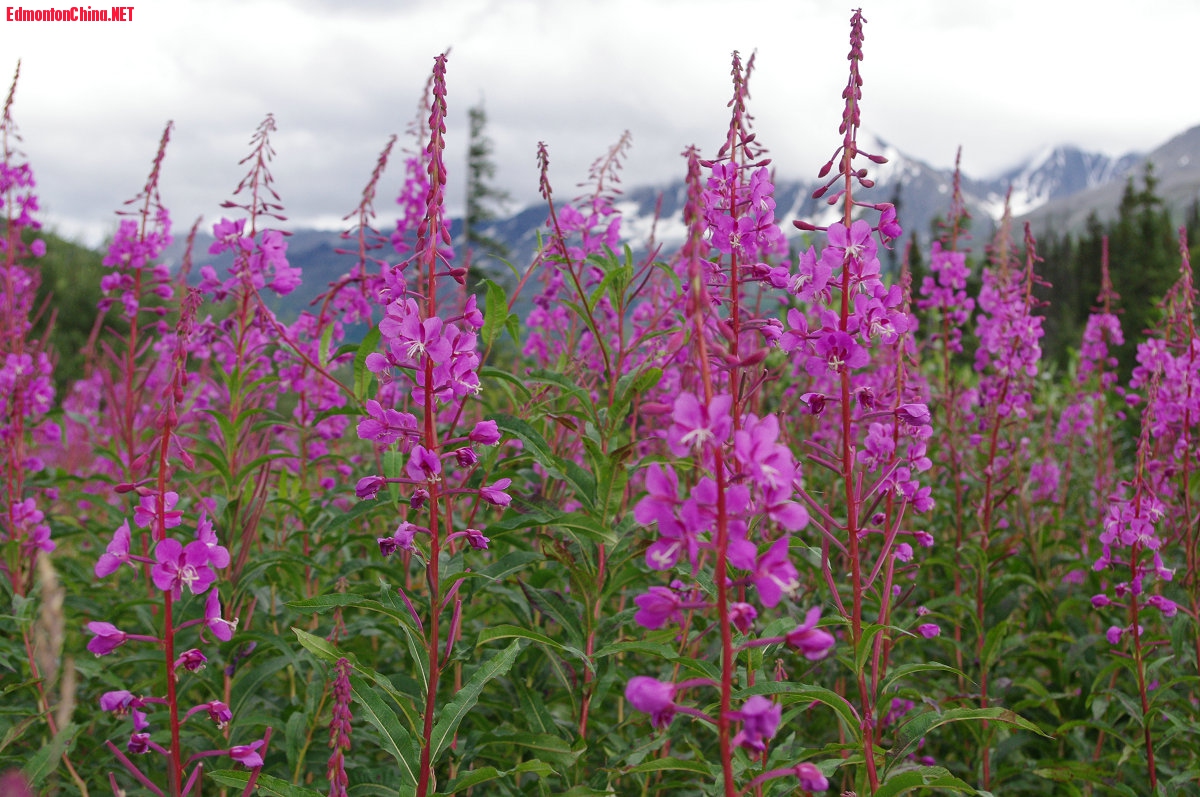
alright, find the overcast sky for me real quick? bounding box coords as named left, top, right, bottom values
left=6, top=0, right=1199, bottom=247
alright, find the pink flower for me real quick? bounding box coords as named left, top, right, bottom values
left=133, top=491, right=183, bottom=530
left=625, top=677, right=676, bottom=729
left=204, top=701, right=232, bottom=728
left=896, top=403, right=932, bottom=426
left=95, top=520, right=133, bottom=578
left=876, top=203, right=902, bottom=241
left=174, top=648, right=208, bottom=672
left=480, top=478, right=512, bottom=507
left=229, top=739, right=265, bottom=768
left=99, top=690, right=139, bottom=713
left=786, top=607, right=836, bottom=660
left=206, top=589, right=238, bottom=641
left=917, top=623, right=940, bottom=639
left=151, top=538, right=216, bottom=599
left=731, top=695, right=781, bottom=752
left=795, top=762, right=829, bottom=792
left=463, top=528, right=489, bottom=550
left=634, top=586, right=683, bottom=630
left=86, top=622, right=127, bottom=656
left=468, top=420, right=501, bottom=445
left=195, top=510, right=230, bottom=569
left=729, top=602, right=758, bottom=634
left=1145, top=595, right=1178, bottom=617
left=666, top=392, right=732, bottom=457
left=806, top=330, right=869, bottom=377
left=752, top=537, right=798, bottom=609
left=405, top=445, right=442, bottom=483
left=379, top=522, right=418, bottom=556
left=357, top=400, right=418, bottom=446
left=356, top=476, right=384, bottom=500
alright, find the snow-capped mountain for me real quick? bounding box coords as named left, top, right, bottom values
left=1019, top=124, right=1200, bottom=234
left=168, top=124, right=1200, bottom=319
left=973, top=145, right=1141, bottom=219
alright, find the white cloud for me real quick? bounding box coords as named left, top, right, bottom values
left=5, top=0, right=1196, bottom=246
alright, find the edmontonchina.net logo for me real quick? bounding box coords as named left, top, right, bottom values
left=5, top=5, right=134, bottom=21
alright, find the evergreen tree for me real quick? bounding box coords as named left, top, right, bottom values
left=462, top=101, right=510, bottom=293
left=1106, top=163, right=1178, bottom=373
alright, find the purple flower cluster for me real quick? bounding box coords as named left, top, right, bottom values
left=917, top=241, right=974, bottom=355
left=0, top=67, right=58, bottom=588
left=972, top=224, right=1044, bottom=423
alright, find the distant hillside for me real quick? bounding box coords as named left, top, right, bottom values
left=1019, top=125, right=1200, bottom=235
left=161, top=122, right=1200, bottom=323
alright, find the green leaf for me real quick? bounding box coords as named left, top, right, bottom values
left=349, top=674, right=421, bottom=787
left=206, top=769, right=328, bottom=797
left=354, top=326, right=382, bottom=401
left=854, top=623, right=888, bottom=676
left=21, top=721, right=77, bottom=787
left=892, top=707, right=1049, bottom=764
left=291, top=627, right=415, bottom=707
left=981, top=619, right=1013, bottom=670
left=319, top=320, right=336, bottom=366
left=736, top=682, right=861, bottom=741
left=625, top=757, right=714, bottom=776
left=875, top=766, right=979, bottom=797
left=430, top=639, right=524, bottom=762
left=481, top=279, right=507, bottom=348
left=475, top=732, right=581, bottom=765
left=439, top=766, right=502, bottom=794
left=493, top=414, right=596, bottom=507
left=882, top=662, right=971, bottom=695
left=476, top=624, right=591, bottom=669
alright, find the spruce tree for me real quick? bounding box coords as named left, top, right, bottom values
left=1106, top=163, right=1177, bottom=373
left=462, top=102, right=510, bottom=294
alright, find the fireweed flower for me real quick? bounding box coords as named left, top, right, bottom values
left=357, top=399, right=419, bottom=447
left=480, top=478, right=512, bottom=507
left=133, top=490, right=184, bottom=530
left=633, top=585, right=684, bottom=630
left=378, top=522, right=418, bottom=556
left=86, top=622, right=128, bottom=656
left=785, top=606, right=836, bottom=660
left=356, top=476, right=385, bottom=500
left=229, top=739, right=265, bottom=768
left=461, top=528, right=489, bottom=550
left=94, top=519, right=134, bottom=578
left=468, top=419, right=501, bottom=445
left=625, top=676, right=677, bottom=729
left=151, top=538, right=216, bottom=599
left=205, top=588, right=238, bottom=641
left=749, top=536, right=799, bottom=609
left=917, top=623, right=941, bottom=639
left=731, top=695, right=782, bottom=753
left=406, top=445, right=442, bottom=482
left=205, top=701, right=232, bottom=727
left=194, top=510, right=230, bottom=569
left=795, top=762, right=829, bottom=792
left=666, top=392, right=732, bottom=458
left=175, top=648, right=208, bottom=672
left=729, top=602, right=758, bottom=634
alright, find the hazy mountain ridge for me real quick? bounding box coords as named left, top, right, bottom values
left=166, top=123, right=1200, bottom=317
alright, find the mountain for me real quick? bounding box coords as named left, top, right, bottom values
left=1018, top=125, right=1200, bottom=235
left=973, top=145, right=1140, bottom=220
left=164, top=124, right=1200, bottom=320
